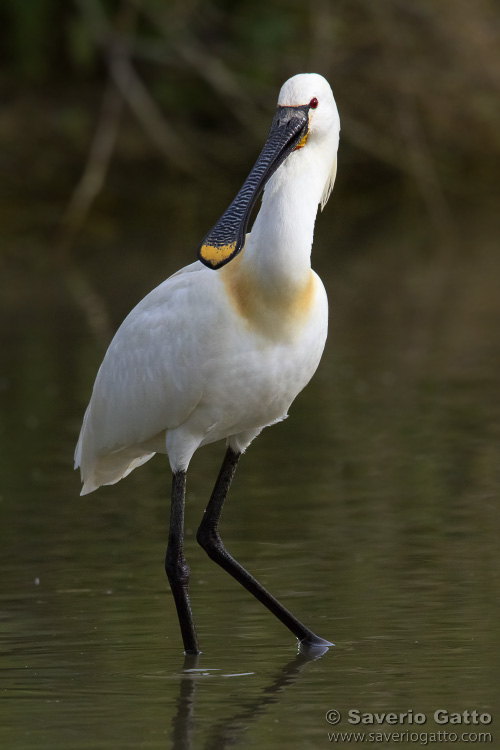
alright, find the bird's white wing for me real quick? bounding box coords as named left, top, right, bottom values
left=75, top=261, right=213, bottom=489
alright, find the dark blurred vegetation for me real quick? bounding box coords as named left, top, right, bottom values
left=1, top=0, right=499, bottom=246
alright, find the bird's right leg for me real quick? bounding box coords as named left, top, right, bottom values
left=197, top=447, right=331, bottom=649
left=165, top=470, right=200, bottom=654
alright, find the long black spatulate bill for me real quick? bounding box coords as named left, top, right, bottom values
left=198, top=104, right=310, bottom=270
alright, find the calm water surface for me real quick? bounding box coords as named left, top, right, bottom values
left=1, top=209, right=499, bottom=748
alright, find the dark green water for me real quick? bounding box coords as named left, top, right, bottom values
left=1, top=207, right=499, bottom=748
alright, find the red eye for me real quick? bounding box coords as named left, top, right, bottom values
left=310, top=97, right=318, bottom=109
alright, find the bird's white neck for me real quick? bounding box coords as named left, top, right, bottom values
left=242, top=145, right=331, bottom=294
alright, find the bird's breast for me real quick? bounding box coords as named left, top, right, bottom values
left=196, top=272, right=328, bottom=443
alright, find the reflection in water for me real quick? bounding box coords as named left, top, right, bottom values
left=173, top=649, right=326, bottom=750
left=172, top=655, right=199, bottom=750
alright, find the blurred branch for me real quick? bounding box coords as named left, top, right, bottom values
left=451, top=0, right=500, bottom=94
left=56, top=75, right=124, bottom=347
left=176, top=42, right=262, bottom=132
left=56, top=0, right=143, bottom=347
left=143, top=5, right=264, bottom=136
left=75, top=0, right=202, bottom=175
left=58, top=77, right=124, bottom=260
left=107, top=47, right=201, bottom=174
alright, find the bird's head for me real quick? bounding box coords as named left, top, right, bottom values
left=198, top=73, right=340, bottom=270
left=277, top=73, right=340, bottom=152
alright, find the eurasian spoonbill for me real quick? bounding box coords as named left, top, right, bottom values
left=75, top=72, right=340, bottom=654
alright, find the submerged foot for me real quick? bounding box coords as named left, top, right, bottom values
left=298, top=635, right=334, bottom=657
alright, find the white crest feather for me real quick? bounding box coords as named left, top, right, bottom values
left=320, top=155, right=337, bottom=211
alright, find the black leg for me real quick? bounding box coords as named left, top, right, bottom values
left=165, top=470, right=200, bottom=654
left=197, top=446, right=331, bottom=648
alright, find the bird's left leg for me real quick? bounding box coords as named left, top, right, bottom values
left=197, top=446, right=331, bottom=648
left=165, top=470, right=200, bottom=654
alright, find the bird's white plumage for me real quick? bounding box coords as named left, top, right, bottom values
left=75, top=73, right=340, bottom=495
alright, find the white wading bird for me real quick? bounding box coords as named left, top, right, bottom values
left=75, top=73, right=340, bottom=654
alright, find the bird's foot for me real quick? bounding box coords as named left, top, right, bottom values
left=298, top=634, right=334, bottom=657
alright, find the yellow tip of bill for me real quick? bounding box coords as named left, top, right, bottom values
left=199, top=241, right=238, bottom=269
